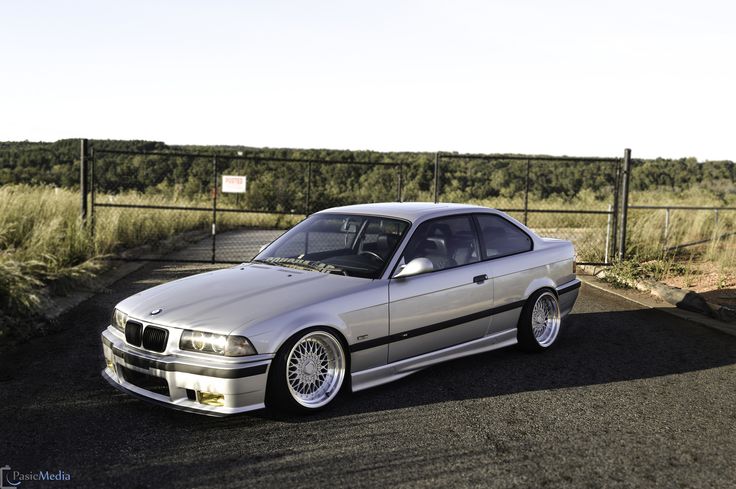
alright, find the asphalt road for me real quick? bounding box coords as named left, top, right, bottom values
left=1, top=262, right=735, bottom=489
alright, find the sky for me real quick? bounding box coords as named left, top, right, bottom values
left=1, top=0, right=734, bottom=160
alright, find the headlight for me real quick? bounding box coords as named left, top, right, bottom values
left=180, top=330, right=257, bottom=356
left=112, top=309, right=127, bottom=332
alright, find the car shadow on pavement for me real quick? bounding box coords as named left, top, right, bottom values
left=1, top=292, right=735, bottom=431
left=248, top=306, right=736, bottom=423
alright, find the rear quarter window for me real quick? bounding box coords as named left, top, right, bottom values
left=475, top=214, right=533, bottom=258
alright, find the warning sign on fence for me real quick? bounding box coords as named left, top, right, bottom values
left=222, top=175, right=247, bottom=193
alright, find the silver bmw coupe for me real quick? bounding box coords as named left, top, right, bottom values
left=101, top=203, right=580, bottom=415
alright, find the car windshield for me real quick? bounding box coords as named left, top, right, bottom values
left=254, top=213, right=410, bottom=279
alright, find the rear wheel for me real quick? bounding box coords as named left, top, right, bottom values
left=267, top=328, right=347, bottom=413
left=517, top=289, right=561, bottom=352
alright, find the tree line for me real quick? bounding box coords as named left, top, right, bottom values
left=1, top=139, right=734, bottom=212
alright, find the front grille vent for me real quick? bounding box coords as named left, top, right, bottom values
left=142, top=326, right=169, bottom=352
left=125, top=321, right=143, bottom=346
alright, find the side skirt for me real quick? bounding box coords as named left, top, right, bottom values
left=350, top=328, right=517, bottom=392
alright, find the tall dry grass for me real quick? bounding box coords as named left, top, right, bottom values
left=2, top=184, right=734, bottom=341
left=467, top=189, right=736, bottom=265
left=0, top=185, right=299, bottom=341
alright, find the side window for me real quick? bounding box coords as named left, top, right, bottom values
left=401, top=215, right=480, bottom=272
left=475, top=214, right=532, bottom=258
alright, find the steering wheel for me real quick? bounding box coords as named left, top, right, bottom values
left=359, top=251, right=385, bottom=262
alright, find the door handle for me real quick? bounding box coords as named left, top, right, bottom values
left=473, top=274, right=488, bottom=284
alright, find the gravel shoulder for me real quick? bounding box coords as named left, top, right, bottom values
left=1, top=261, right=735, bottom=488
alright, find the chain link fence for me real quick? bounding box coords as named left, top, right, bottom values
left=435, top=153, right=621, bottom=265
left=625, top=158, right=736, bottom=259
left=86, top=145, right=732, bottom=266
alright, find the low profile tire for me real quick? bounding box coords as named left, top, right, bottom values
left=517, top=289, right=562, bottom=352
left=266, top=328, right=347, bottom=413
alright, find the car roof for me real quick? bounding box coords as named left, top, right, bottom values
left=316, top=202, right=496, bottom=222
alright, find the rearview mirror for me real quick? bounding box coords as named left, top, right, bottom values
left=341, top=218, right=357, bottom=233
left=393, top=257, right=433, bottom=279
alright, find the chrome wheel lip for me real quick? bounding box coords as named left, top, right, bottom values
left=286, top=331, right=345, bottom=409
left=531, top=291, right=561, bottom=347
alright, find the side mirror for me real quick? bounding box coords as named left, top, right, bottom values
left=393, top=257, right=434, bottom=279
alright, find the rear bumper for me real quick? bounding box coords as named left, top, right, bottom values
left=557, top=278, right=581, bottom=317
left=101, top=328, right=272, bottom=416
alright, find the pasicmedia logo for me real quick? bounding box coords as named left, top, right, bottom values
left=1, top=466, right=20, bottom=488
left=1, top=465, right=72, bottom=487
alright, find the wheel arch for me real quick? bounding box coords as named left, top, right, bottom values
left=522, top=277, right=559, bottom=302
left=264, top=324, right=352, bottom=411
left=270, top=321, right=352, bottom=360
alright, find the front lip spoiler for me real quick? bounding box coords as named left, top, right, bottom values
left=101, top=369, right=231, bottom=417
left=102, top=335, right=268, bottom=379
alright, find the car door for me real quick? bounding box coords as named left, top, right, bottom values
left=387, top=215, right=494, bottom=363
left=474, top=213, right=535, bottom=334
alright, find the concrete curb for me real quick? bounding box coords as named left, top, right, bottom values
left=578, top=273, right=736, bottom=338
left=578, top=264, right=736, bottom=324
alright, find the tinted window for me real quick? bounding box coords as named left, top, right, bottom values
left=476, top=214, right=532, bottom=258
left=400, top=215, right=480, bottom=272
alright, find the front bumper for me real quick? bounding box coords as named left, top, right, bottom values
left=101, top=328, right=273, bottom=416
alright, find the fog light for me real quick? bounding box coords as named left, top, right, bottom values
left=106, top=358, right=114, bottom=370
left=196, top=391, right=224, bottom=407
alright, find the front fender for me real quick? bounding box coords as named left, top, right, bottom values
left=234, top=281, right=390, bottom=360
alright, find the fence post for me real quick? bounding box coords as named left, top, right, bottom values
left=664, top=208, right=670, bottom=243
left=80, top=139, right=88, bottom=224
left=90, top=147, right=95, bottom=236
left=618, top=148, right=632, bottom=261
left=523, top=159, right=531, bottom=225
left=212, top=155, right=218, bottom=264
left=610, top=162, right=620, bottom=261
left=604, top=204, right=612, bottom=264
left=306, top=161, right=312, bottom=214
left=434, top=152, right=440, bottom=203
left=397, top=163, right=403, bottom=202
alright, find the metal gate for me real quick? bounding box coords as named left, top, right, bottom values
left=88, top=148, right=403, bottom=263
left=81, top=142, right=629, bottom=266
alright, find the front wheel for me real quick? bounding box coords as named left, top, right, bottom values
left=517, top=289, right=561, bottom=352
left=266, top=329, right=347, bottom=413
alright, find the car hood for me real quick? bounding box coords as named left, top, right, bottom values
left=116, top=264, right=372, bottom=335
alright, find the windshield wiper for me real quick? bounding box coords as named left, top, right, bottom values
left=251, top=257, right=347, bottom=275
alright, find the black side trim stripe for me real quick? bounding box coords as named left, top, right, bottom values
left=558, top=280, right=582, bottom=296
left=350, top=299, right=526, bottom=353
left=104, top=340, right=267, bottom=379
